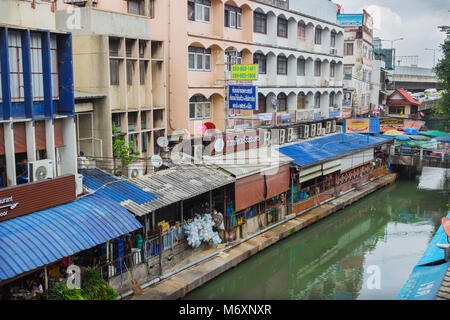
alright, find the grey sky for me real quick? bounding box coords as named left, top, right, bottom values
left=333, top=0, right=449, bottom=69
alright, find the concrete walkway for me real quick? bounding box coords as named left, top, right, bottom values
left=129, top=173, right=397, bottom=300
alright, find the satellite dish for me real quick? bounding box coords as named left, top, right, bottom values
left=271, top=98, right=278, bottom=106
left=214, top=138, right=225, bottom=152
left=156, top=137, right=169, bottom=148
left=151, top=155, right=163, bottom=168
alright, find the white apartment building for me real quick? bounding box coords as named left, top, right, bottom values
left=251, top=0, right=344, bottom=123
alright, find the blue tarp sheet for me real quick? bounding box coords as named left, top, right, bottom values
left=0, top=194, right=142, bottom=281
left=397, top=211, right=450, bottom=300
left=81, top=168, right=157, bottom=205
left=278, top=133, right=393, bottom=168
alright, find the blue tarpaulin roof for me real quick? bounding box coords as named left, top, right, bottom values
left=81, top=169, right=157, bottom=205
left=0, top=194, right=142, bottom=282
left=278, top=133, right=393, bottom=168
left=397, top=211, right=450, bottom=300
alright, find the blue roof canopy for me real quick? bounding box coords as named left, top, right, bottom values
left=81, top=168, right=157, bottom=205
left=278, top=133, right=393, bottom=168
left=0, top=194, right=142, bottom=282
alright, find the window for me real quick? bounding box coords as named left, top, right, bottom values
left=110, top=60, right=119, bottom=85
left=330, top=62, right=335, bottom=78
left=141, top=132, right=148, bottom=153
left=188, top=46, right=211, bottom=71
left=149, top=0, right=155, bottom=18
left=256, top=93, right=266, bottom=113
left=298, top=22, right=306, bottom=40
left=128, top=0, right=145, bottom=15
left=277, top=55, right=287, bottom=75
left=389, top=106, right=405, bottom=115
left=225, top=50, right=242, bottom=71
left=126, top=61, right=133, bottom=85
left=329, top=92, right=335, bottom=107
left=109, top=38, right=120, bottom=57
left=189, top=95, right=211, bottom=120
left=253, top=53, right=266, bottom=74
left=331, top=31, right=336, bottom=47
left=278, top=17, right=288, bottom=38
left=225, top=5, right=242, bottom=29
left=140, top=61, right=146, bottom=85
left=344, top=43, right=354, bottom=56
left=30, top=32, right=43, bottom=100
left=314, top=60, right=321, bottom=77
left=314, top=93, right=321, bottom=108
left=297, top=58, right=305, bottom=76
left=315, top=28, right=322, bottom=45
left=344, top=66, right=352, bottom=80
left=277, top=93, right=287, bottom=112
left=188, top=0, right=211, bottom=23
left=254, top=12, right=267, bottom=34
left=9, top=31, right=24, bottom=101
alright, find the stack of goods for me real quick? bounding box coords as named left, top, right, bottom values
left=184, top=214, right=222, bottom=248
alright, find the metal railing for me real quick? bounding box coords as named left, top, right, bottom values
left=143, top=225, right=186, bottom=260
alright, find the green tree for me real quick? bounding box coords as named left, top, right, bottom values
left=433, top=25, right=450, bottom=130
left=112, top=125, right=140, bottom=176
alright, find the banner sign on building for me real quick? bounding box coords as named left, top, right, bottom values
left=231, top=64, right=258, bottom=80
left=337, top=14, right=364, bottom=28
left=228, top=85, right=257, bottom=110
left=345, top=119, right=370, bottom=134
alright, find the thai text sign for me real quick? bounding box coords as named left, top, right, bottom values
left=231, top=65, right=258, bottom=80
left=228, top=85, right=257, bottom=110
left=337, top=14, right=363, bottom=28
left=345, top=119, right=370, bottom=134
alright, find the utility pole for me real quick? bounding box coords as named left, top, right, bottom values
left=425, top=48, right=438, bottom=69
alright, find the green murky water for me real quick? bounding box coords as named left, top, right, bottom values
left=184, top=179, right=449, bottom=300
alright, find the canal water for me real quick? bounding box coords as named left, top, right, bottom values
left=184, top=179, right=449, bottom=300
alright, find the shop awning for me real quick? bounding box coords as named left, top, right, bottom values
left=81, top=168, right=157, bottom=205
left=278, top=133, right=393, bottom=169
left=124, top=164, right=235, bottom=216
left=0, top=194, right=142, bottom=282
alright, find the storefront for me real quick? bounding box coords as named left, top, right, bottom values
left=203, top=145, right=293, bottom=239
left=279, top=133, right=393, bottom=215
left=0, top=193, right=143, bottom=299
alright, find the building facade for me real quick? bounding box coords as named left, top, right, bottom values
left=338, top=10, right=374, bottom=118
left=0, top=0, right=77, bottom=189
left=55, top=0, right=167, bottom=176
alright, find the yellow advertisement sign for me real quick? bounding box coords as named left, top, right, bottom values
left=345, top=119, right=370, bottom=134
left=231, top=65, right=258, bottom=80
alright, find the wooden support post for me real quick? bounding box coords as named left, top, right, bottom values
left=158, top=226, right=163, bottom=274
left=420, top=148, right=423, bottom=161
left=44, top=266, right=48, bottom=291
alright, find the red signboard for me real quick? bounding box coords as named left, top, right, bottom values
left=0, top=175, right=76, bottom=222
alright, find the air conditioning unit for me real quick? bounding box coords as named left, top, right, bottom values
left=322, top=128, right=326, bottom=135
left=29, top=159, right=54, bottom=182
left=330, top=48, right=337, bottom=55
left=332, top=120, right=337, bottom=133
left=126, top=162, right=144, bottom=179
left=302, top=124, right=310, bottom=139
left=75, top=173, right=83, bottom=196
left=326, top=121, right=331, bottom=134
left=317, top=122, right=323, bottom=136
left=310, top=123, right=317, bottom=137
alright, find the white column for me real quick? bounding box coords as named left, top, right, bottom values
left=267, top=13, right=277, bottom=45
left=287, top=93, right=297, bottom=111
left=45, top=119, right=56, bottom=177
left=26, top=121, right=36, bottom=162
left=4, top=122, right=16, bottom=186
left=321, top=93, right=330, bottom=117
left=59, top=117, right=78, bottom=176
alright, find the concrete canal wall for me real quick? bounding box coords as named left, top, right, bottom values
left=127, top=173, right=397, bottom=300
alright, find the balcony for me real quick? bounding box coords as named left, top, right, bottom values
left=296, top=109, right=314, bottom=121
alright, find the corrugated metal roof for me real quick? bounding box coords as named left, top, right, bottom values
left=123, top=164, right=235, bottom=216
left=81, top=168, right=157, bottom=205
left=202, top=146, right=293, bottom=179
left=0, top=194, right=142, bottom=282
left=278, top=133, right=393, bottom=168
